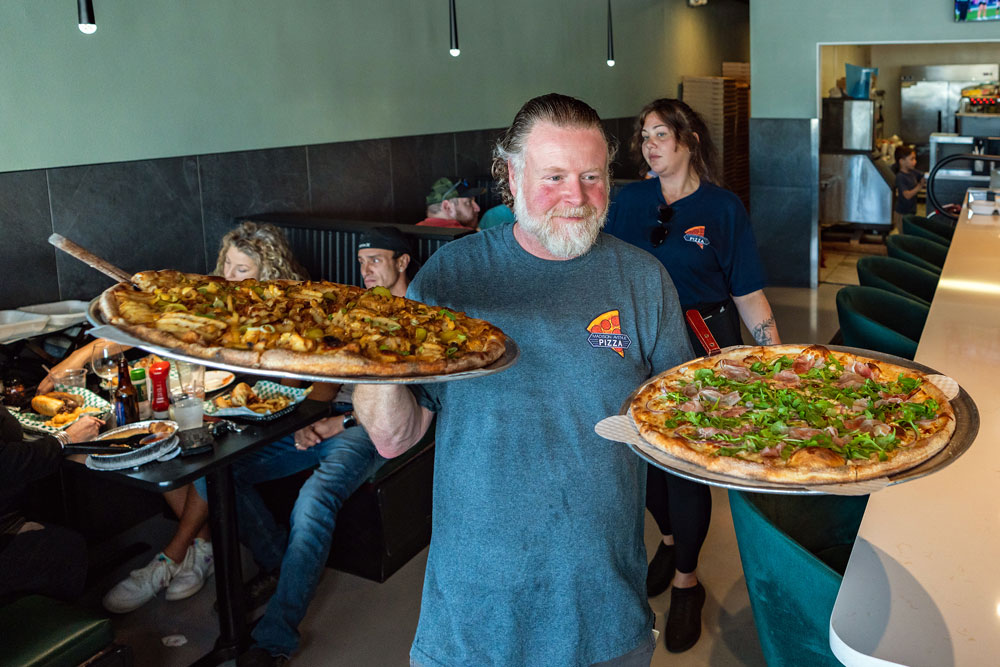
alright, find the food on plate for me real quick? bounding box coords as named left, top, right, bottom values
left=99, top=270, right=507, bottom=377
left=214, top=382, right=291, bottom=414
left=45, top=405, right=102, bottom=428
left=204, top=370, right=235, bottom=392
left=31, top=391, right=86, bottom=417
left=630, top=344, right=956, bottom=484
left=96, top=421, right=176, bottom=441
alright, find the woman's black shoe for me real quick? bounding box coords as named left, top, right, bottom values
left=665, top=581, right=705, bottom=653
left=646, top=542, right=675, bottom=597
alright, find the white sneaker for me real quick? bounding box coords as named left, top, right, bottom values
left=166, top=538, right=214, bottom=601
left=103, top=553, right=179, bottom=613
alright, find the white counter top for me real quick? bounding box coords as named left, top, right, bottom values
left=830, top=197, right=1000, bottom=666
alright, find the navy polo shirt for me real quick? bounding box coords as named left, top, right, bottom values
left=605, top=178, right=767, bottom=309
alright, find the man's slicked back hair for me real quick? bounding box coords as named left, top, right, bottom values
left=491, top=93, right=616, bottom=208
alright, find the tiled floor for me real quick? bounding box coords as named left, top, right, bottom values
left=97, top=274, right=851, bottom=666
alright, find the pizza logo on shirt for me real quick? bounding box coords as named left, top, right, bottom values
left=683, top=226, right=709, bottom=249
left=586, top=309, right=631, bottom=358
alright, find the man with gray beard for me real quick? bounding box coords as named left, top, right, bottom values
left=353, top=93, right=693, bottom=667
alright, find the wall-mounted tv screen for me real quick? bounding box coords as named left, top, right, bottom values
left=955, top=0, right=1000, bottom=21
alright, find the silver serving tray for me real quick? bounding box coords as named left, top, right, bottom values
left=87, top=297, right=519, bottom=385
left=621, top=345, right=980, bottom=495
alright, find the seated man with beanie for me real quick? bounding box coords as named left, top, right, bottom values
left=417, top=177, right=484, bottom=230
left=234, top=227, right=417, bottom=667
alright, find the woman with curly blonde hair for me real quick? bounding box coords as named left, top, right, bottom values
left=214, top=221, right=308, bottom=281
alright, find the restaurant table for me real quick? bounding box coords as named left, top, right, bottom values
left=72, top=398, right=331, bottom=667
left=830, top=195, right=1000, bottom=665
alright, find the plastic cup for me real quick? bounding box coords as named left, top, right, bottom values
left=53, top=368, right=87, bottom=389
left=170, top=361, right=206, bottom=400
left=171, top=395, right=204, bottom=431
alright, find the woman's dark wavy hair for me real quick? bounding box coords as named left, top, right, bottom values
left=630, top=98, right=721, bottom=185
left=491, top=93, right=617, bottom=208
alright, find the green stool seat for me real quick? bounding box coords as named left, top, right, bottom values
left=0, top=595, right=114, bottom=667
left=729, top=491, right=868, bottom=667
left=836, top=286, right=930, bottom=360
left=856, top=256, right=938, bottom=307
left=885, top=234, right=947, bottom=274
left=902, top=214, right=954, bottom=243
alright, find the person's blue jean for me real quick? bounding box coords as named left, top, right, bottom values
left=231, top=424, right=383, bottom=657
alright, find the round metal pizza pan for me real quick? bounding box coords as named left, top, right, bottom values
left=619, top=344, right=980, bottom=495
left=87, top=298, right=519, bottom=385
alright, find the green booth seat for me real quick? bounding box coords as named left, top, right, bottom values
left=856, top=256, right=938, bottom=307
left=902, top=214, right=954, bottom=244
left=885, top=234, right=947, bottom=274
left=0, top=595, right=131, bottom=666
left=836, top=286, right=929, bottom=360
left=729, top=491, right=868, bottom=667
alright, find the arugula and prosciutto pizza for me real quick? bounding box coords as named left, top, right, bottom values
left=630, top=344, right=956, bottom=484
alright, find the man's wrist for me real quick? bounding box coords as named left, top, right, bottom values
left=54, top=431, right=71, bottom=449
left=342, top=412, right=358, bottom=430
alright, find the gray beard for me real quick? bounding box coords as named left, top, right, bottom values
left=512, top=191, right=607, bottom=259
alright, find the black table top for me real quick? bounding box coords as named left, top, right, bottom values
left=69, top=399, right=331, bottom=492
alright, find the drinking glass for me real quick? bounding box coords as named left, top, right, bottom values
left=171, top=395, right=204, bottom=431
left=169, top=360, right=206, bottom=400
left=52, top=368, right=87, bottom=389
left=90, top=342, right=122, bottom=398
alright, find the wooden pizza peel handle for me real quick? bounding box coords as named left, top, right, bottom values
left=685, top=309, right=722, bottom=356
left=48, top=233, right=134, bottom=284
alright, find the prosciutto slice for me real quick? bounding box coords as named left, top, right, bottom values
left=772, top=369, right=801, bottom=387
left=786, top=426, right=823, bottom=440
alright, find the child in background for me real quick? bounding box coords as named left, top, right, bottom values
left=893, top=145, right=923, bottom=232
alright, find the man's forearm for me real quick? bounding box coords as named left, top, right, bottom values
left=353, top=384, right=433, bottom=458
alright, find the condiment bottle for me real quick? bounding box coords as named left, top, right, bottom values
left=149, top=361, right=171, bottom=419
left=130, top=367, right=151, bottom=419
left=113, top=356, right=139, bottom=426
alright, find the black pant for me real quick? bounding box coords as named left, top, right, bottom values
left=645, top=299, right=740, bottom=573
left=0, top=522, right=87, bottom=602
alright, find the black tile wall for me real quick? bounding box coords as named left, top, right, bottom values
left=749, top=118, right=819, bottom=287
left=199, top=147, right=310, bottom=267
left=0, top=115, right=682, bottom=310
left=48, top=158, right=203, bottom=301
left=389, top=133, right=458, bottom=224
left=0, top=170, right=59, bottom=310
left=308, top=139, right=393, bottom=223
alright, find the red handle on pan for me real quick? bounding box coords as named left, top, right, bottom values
left=685, top=309, right=722, bottom=357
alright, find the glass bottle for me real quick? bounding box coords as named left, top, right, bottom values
left=113, top=356, right=139, bottom=426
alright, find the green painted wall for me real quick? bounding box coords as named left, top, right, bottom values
left=1, top=0, right=748, bottom=173
left=751, top=0, right=1000, bottom=119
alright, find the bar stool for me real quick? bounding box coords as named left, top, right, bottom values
left=836, top=286, right=929, bottom=360
left=856, top=256, right=938, bottom=307
left=903, top=215, right=955, bottom=245
left=902, top=214, right=954, bottom=245
left=885, top=235, right=947, bottom=274
left=729, top=491, right=868, bottom=667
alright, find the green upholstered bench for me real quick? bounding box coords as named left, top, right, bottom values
left=0, top=595, right=130, bottom=667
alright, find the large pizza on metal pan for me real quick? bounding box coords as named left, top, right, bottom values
left=630, top=344, right=956, bottom=484
left=99, top=270, right=507, bottom=377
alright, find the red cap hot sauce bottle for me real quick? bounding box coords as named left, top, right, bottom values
left=149, top=361, right=171, bottom=419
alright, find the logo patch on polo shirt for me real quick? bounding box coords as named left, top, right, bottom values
left=586, top=309, right=631, bottom=357
left=683, top=226, right=709, bottom=249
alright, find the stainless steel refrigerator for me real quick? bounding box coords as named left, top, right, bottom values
left=900, top=64, right=998, bottom=143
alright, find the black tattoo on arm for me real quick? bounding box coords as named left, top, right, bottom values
left=750, top=316, right=776, bottom=345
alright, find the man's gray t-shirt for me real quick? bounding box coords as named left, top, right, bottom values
left=407, top=224, right=693, bottom=666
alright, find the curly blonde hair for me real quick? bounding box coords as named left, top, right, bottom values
left=213, top=221, right=308, bottom=281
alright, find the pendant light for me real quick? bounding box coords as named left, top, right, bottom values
left=78, top=0, right=96, bottom=34
left=606, top=0, right=615, bottom=67
left=449, top=0, right=460, bottom=57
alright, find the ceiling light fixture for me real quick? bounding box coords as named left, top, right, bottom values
left=606, top=0, right=615, bottom=67
left=78, top=0, right=96, bottom=34
left=449, top=0, right=460, bottom=57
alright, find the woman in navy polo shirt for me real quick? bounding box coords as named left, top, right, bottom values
left=606, top=98, right=780, bottom=653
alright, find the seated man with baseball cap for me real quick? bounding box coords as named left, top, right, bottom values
left=417, top=177, right=485, bottom=230
left=233, top=227, right=417, bottom=667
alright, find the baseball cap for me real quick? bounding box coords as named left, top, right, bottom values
left=357, top=227, right=414, bottom=257
left=425, top=177, right=486, bottom=206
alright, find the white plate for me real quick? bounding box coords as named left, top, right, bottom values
left=18, top=300, right=90, bottom=327
left=204, top=370, right=235, bottom=393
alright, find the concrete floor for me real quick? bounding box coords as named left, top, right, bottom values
left=96, top=271, right=854, bottom=666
